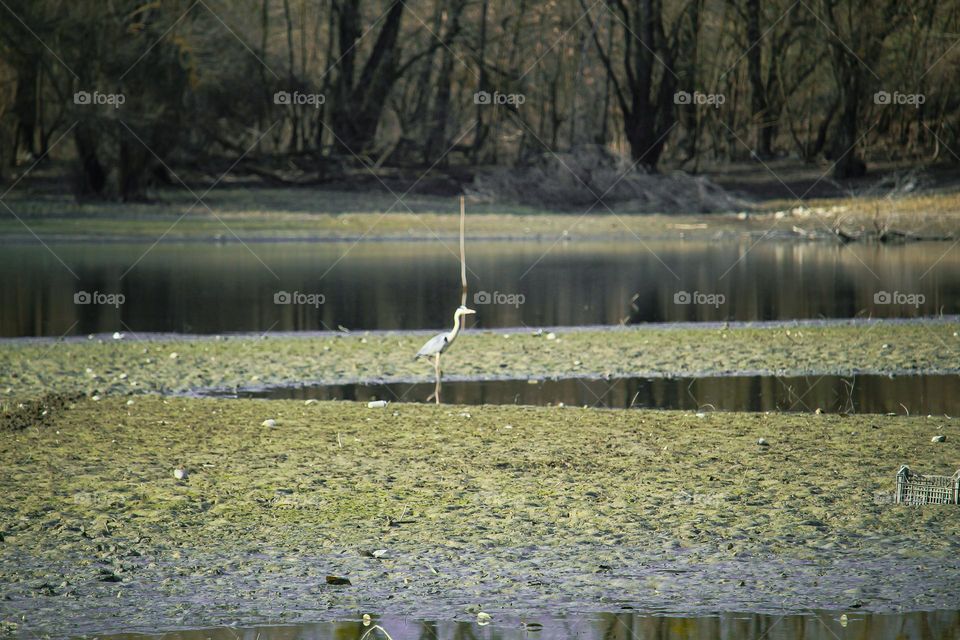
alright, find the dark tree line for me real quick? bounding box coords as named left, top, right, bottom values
left=0, top=0, right=958, bottom=200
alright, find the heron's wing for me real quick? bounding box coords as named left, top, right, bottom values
left=415, top=332, right=448, bottom=358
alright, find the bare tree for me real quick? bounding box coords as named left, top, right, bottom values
left=580, top=0, right=688, bottom=169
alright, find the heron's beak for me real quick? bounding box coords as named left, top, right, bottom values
left=464, top=307, right=476, bottom=314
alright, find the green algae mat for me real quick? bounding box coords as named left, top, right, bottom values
left=2, top=321, right=958, bottom=403
left=1, top=395, right=959, bottom=634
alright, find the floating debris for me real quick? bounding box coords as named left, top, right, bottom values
left=173, top=467, right=188, bottom=480
left=367, top=400, right=388, bottom=409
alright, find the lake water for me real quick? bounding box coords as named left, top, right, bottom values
left=1, top=239, right=957, bottom=336
left=201, top=373, right=960, bottom=415
left=97, top=609, right=960, bottom=640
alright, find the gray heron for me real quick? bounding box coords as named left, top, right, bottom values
left=415, top=305, right=476, bottom=403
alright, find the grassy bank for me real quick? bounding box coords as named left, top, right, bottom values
left=1, top=321, right=958, bottom=404
left=1, top=396, right=958, bottom=634
left=2, top=187, right=959, bottom=241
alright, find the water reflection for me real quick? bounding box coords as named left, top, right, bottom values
left=103, top=609, right=960, bottom=640
left=205, top=373, right=959, bottom=416
left=2, top=240, right=959, bottom=336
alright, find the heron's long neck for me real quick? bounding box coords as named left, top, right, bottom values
left=447, top=313, right=462, bottom=341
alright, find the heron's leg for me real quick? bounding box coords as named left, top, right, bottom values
left=425, top=353, right=441, bottom=403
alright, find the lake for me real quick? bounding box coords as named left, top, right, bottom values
left=201, top=373, right=960, bottom=416
left=96, top=609, right=960, bottom=640
left=1, top=239, right=957, bottom=336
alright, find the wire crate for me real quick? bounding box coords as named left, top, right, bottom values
left=896, top=465, right=960, bottom=505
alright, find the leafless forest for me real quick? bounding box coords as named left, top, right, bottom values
left=1, top=0, right=958, bottom=200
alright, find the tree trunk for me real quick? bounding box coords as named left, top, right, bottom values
left=282, top=0, right=299, bottom=151
left=119, top=131, right=151, bottom=202
left=12, top=58, right=39, bottom=160
left=745, top=0, right=771, bottom=157
left=331, top=0, right=406, bottom=154
left=831, top=76, right=866, bottom=177
left=72, top=124, right=106, bottom=199
left=424, top=0, right=465, bottom=164
left=471, top=0, right=490, bottom=163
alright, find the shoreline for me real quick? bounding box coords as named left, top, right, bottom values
left=3, top=186, right=960, bottom=244
left=0, top=229, right=954, bottom=244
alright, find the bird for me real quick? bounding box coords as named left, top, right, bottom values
left=415, top=305, right=476, bottom=404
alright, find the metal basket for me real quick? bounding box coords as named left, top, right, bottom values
left=895, top=465, right=960, bottom=505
